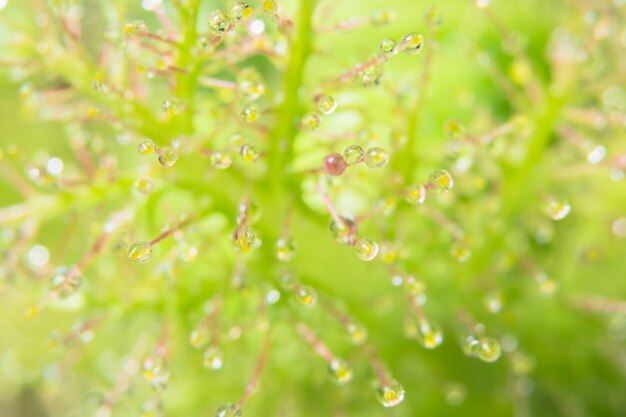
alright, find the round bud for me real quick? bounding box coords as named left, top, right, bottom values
left=364, top=147, right=389, bottom=169
left=128, top=240, right=153, bottom=264
left=323, top=153, right=348, bottom=176
left=342, top=145, right=365, bottom=165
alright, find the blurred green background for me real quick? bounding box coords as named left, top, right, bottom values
left=1, top=0, right=626, bottom=416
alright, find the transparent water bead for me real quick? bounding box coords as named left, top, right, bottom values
left=50, top=266, right=84, bottom=298
left=295, top=285, right=317, bottom=307
left=210, top=152, right=232, bottom=169
left=323, top=153, right=348, bottom=176
left=328, top=359, right=353, bottom=385
left=542, top=199, right=571, bottom=221
left=343, top=145, right=365, bottom=165
left=158, top=148, right=179, bottom=167
left=228, top=2, right=252, bottom=22
left=364, top=147, right=389, bottom=169
left=316, top=95, right=337, bottom=115
left=241, top=106, right=258, bottom=123
left=215, top=403, right=241, bottom=417
left=380, top=38, right=396, bottom=53
left=354, top=237, right=379, bottom=261
left=477, top=337, right=502, bottom=362
left=261, top=0, right=278, bottom=16
left=347, top=322, right=368, bottom=345
left=416, top=321, right=443, bottom=349
left=428, top=169, right=454, bottom=192
left=128, top=240, right=153, bottom=264
left=301, top=112, right=321, bottom=130
left=276, top=238, right=296, bottom=262
left=203, top=347, right=224, bottom=370
left=137, top=139, right=156, bottom=155
left=402, top=32, right=424, bottom=55
left=405, top=184, right=426, bottom=205
left=375, top=379, right=405, bottom=407
left=208, top=10, right=231, bottom=36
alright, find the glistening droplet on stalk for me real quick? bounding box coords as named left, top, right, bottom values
left=128, top=240, right=153, bottom=264
left=375, top=379, right=405, bottom=407
left=343, top=145, right=365, bottom=165
left=208, top=10, right=231, bottom=36
left=354, top=237, right=379, bottom=261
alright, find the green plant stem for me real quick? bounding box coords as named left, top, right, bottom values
left=267, top=0, right=317, bottom=203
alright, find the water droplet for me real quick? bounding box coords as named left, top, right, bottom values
left=228, top=2, right=252, bottom=22
left=380, top=38, right=396, bottom=53
left=404, top=184, right=426, bottom=205
left=347, top=322, right=367, bottom=345
left=134, top=177, right=154, bottom=194
left=328, top=359, right=353, bottom=384
left=428, top=169, right=454, bottom=192
left=370, top=10, right=395, bottom=25
left=137, top=139, right=156, bottom=155
left=402, top=33, right=424, bottom=55
left=375, top=379, right=405, bottom=408
left=329, top=218, right=357, bottom=246
left=301, top=112, right=321, bottom=130
left=316, top=95, right=337, bottom=115
left=210, top=152, right=232, bottom=169
left=477, top=337, right=501, bottom=362
left=404, top=275, right=426, bottom=295
left=124, top=20, right=148, bottom=34
left=234, top=227, right=259, bottom=253
left=276, top=238, right=296, bottom=262
left=342, top=145, right=364, bottom=165
left=28, top=245, right=49, bottom=268
left=354, top=237, right=379, bottom=261
left=416, top=321, right=443, bottom=349
left=203, top=347, right=224, bottom=370
left=189, top=327, right=209, bottom=349
left=542, top=199, right=571, bottom=221
left=240, top=106, right=258, bottom=123
left=50, top=266, right=84, bottom=298
left=215, top=403, right=241, bottom=417
left=208, top=10, right=231, bottom=36
left=364, top=147, right=389, bottom=169
left=323, top=153, right=348, bottom=176
left=239, top=144, right=259, bottom=162
left=128, top=241, right=153, bottom=264
left=295, top=285, right=317, bottom=307
left=261, top=0, right=277, bottom=15
left=162, top=98, right=183, bottom=115
left=158, top=148, right=179, bottom=167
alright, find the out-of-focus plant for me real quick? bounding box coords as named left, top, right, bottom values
left=0, top=0, right=625, bottom=416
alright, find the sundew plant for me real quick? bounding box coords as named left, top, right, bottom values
left=1, top=0, right=626, bottom=416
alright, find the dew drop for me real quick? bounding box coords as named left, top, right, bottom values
left=210, top=152, right=232, bottom=169
left=404, top=184, right=426, bottom=205
left=342, top=145, right=365, bottom=165
left=364, top=147, right=389, bottom=169
left=354, top=237, right=379, bottom=261
left=375, top=379, right=405, bottom=408
left=158, top=148, right=179, bottom=167
left=428, top=169, right=454, bottom=192
left=240, top=106, right=258, bottom=123
left=380, top=38, right=396, bottom=53
left=215, top=403, right=241, bottom=417
left=295, top=285, right=317, bottom=307
left=347, top=322, right=367, bottom=345
left=239, top=144, right=259, bottom=162
left=208, top=10, right=231, bottom=36
left=203, top=347, right=224, bottom=370
left=134, top=177, right=154, bottom=194
left=316, top=95, right=337, bottom=115
left=276, top=238, right=296, bottom=262
left=128, top=240, right=153, bottom=264
left=416, top=321, right=443, bottom=349
left=402, top=33, right=424, bottom=55
left=137, top=139, right=156, bottom=155
left=261, top=0, right=277, bottom=16
left=50, top=266, right=84, bottom=298
left=477, top=337, right=501, bottom=362
left=301, top=112, right=321, bottom=130
left=542, top=199, right=571, bottom=221
left=328, top=359, right=353, bottom=385
left=228, top=2, right=252, bottom=22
